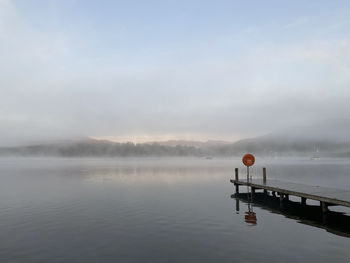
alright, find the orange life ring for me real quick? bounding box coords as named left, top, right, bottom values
left=242, top=153, right=255, bottom=167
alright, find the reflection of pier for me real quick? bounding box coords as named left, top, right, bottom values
left=232, top=192, right=350, bottom=238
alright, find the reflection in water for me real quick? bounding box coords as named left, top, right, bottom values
left=232, top=193, right=350, bottom=238
left=244, top=211, right=257, bottom=226
left=243, top=186, right=257, bottom=226
left=1, top=158, right=350, bottom=262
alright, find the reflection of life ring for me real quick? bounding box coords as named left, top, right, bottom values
left=242, top=154, right=255, bottom=167
left=245, top=211, right=257, bottom=225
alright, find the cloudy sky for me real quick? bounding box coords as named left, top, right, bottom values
left=1, top=0, right=350, bottom=146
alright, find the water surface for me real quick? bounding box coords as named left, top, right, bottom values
left=0, top=157, right=349, bottom=262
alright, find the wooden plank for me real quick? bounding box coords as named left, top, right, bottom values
left=230, top=179, right=350, bottom=208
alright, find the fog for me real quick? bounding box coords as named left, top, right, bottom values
left=1, top=0, right=350, bottom=146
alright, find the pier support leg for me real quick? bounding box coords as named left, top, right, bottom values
left=279, top=193, right=284, bottom=209
left=235, top=184, right=239, bottom=194
left=301, top=197, right=306, bottom=205
left=251, top=187, right=255, bottom=195
left=263, top=189, right=267, bottom=195
left=321, top=202, right=329, bottom=214
left=321, top=202, right=329, bottom=223
left=285, top=194, right=289, bottom=201
left=235, top=198, right=240, bottom=212
left=272, top=191, right=276, bottom=197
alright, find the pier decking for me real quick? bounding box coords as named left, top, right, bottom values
left=230, top=168, right=350, bottom=212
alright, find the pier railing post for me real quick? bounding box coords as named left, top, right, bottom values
left=262, top=167, right=267, bottom=194
left=234, top=168, right=239, bottom=194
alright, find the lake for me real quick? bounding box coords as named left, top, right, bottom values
left=0, top=157, right=349, bottom=262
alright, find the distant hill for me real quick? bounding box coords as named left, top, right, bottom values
left=229, top=136, right=350, bottom=157
left=144, top=140, right=232, bottom=148
left=226, top=119, right=350, bottom=157
left=0, top=139, right=202, bottom=157
left=1, top=120, right=350, bottom=157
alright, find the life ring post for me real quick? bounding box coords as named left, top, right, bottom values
left=242, top=153, right=255, bottom=183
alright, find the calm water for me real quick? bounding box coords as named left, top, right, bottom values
left=0, top=157, right=349, bottom=262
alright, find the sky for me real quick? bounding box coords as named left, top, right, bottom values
left=1, top=0, right=350, bottom=146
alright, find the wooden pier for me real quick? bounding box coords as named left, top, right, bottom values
left=230, top=168, right=350, bottom=213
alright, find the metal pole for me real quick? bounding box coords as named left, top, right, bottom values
left=247, top=166, right=249, bottom=183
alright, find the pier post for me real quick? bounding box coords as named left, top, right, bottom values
left=235, top=198, right=240, bottom=212
left=321, top=202, right=329, bottom=223
left=263, top=167, right=266, bottom=183
left=279, top=193, right=284, bottom=209
left=301, top=197, right=306, bottom=205
left=263, top=168, right=267, bottom=194
left=235, top=168, right=239, bottom=193
left=251, top=187, right=255, bottom=196
left=321, top=202, right=329, bottom=214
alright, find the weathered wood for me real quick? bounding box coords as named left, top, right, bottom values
left=263, top=167, right=266, bottom=183
left=235, top=168, right=238, bottom=181
left=231, top=178, right=350, bottom=208
left=234, top=168, right=239, bottom=193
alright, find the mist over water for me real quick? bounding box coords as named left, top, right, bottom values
left=0, top=157, right=349, bottom=262
left=1, top=1, right=350, bottom=262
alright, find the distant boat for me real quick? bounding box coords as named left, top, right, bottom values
left=311, top=148, right=320, bottom=160
left=205, top=156, right=213, bottom=160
